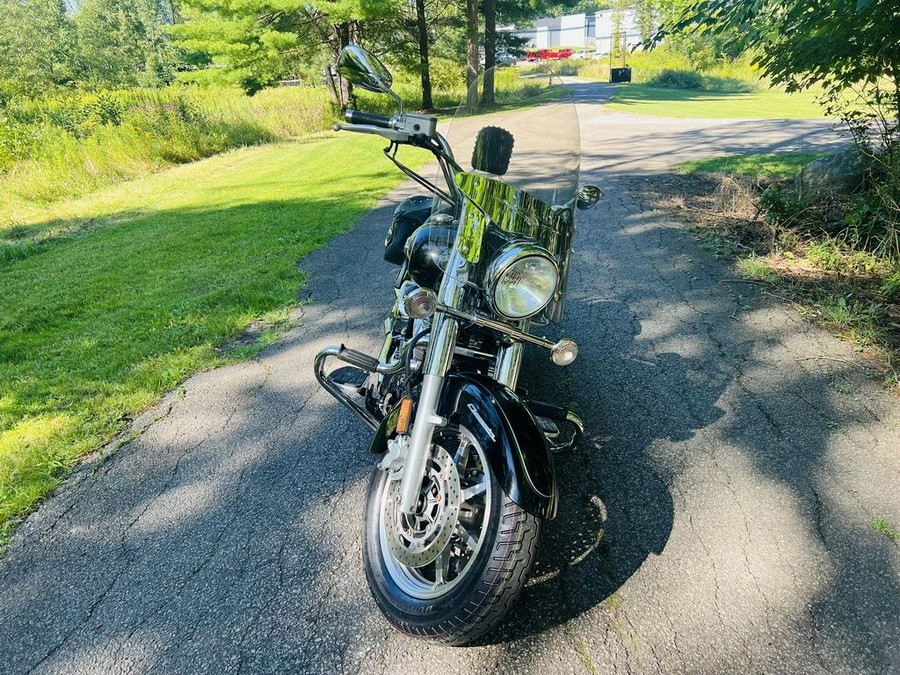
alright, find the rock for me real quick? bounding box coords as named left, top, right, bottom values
left=798, top=148, right=866, bottom=198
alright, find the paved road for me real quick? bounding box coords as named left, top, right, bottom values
left=3, top=83, right=898, bottom=674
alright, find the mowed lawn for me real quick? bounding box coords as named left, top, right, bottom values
left=606, top=84, right=828, bottom=119
left=0, top=134, right=428, bottom=538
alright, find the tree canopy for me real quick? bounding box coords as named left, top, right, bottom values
left=666, top=0, right=900, bottom=93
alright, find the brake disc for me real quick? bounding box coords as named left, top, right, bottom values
left=383, top=446, right=461, bottom=568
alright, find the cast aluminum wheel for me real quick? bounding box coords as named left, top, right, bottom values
left=363, top=423, right=542, bottom=645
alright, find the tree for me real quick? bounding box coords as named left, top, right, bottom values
left=372, top=0, right=459, bottom=109
left=0, top=0, right=78, bottom=96
left=481, top=0, right=580, bottom=105
left=172, top=0, right=393, bottom=100
left=75, top=0, right=179, bottom=88
left=667, top=1, right=899, bottom=100
left=414, top=0, right=434, bottom=109
left=634, top=0, right=659, bottom=44
left=481, top=0, right=496, bottom=105
left=465, top=0, right=478, bottom=110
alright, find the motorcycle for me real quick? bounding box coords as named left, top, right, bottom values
left=315, top=45, right=601, bottom=645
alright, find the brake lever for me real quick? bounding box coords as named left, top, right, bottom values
left=332, top=123, right=411, bottom=143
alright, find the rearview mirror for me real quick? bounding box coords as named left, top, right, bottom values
left=576, top=184, right=603, bottom=210
left=337, top=45, right=394, bottom=94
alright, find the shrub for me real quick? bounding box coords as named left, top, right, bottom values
left=647, top=69, right=705, bottom=90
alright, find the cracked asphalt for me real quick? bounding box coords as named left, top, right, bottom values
left=2, top=82, right=899, bottom=674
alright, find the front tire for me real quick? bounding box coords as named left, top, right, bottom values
left=362, top=424, right=542, bottom=645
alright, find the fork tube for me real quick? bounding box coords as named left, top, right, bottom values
left=397, top=252, right=466, bottom=514
left=494, top=341, right=524, bottom=389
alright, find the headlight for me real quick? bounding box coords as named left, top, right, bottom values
left=486, top=244, right=559, bottom=319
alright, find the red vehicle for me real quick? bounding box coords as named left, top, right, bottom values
left=525, top=48, right=574, bottom=61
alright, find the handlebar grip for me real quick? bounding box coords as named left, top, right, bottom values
left=338, top=345, right=381, bottom=372
left=345, top=109, right=393, bottom=129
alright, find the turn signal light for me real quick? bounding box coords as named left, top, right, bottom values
left=550, top=338, right=578, bottom=366
left=403, top=286, right=438, bottom=319
left=396, top=398, right=413, bottom=434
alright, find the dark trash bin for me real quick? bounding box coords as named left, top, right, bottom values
left=610, top=66, right=632, bottom=83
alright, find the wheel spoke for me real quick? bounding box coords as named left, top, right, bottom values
left=453, top=437, right=470, bottom=469
left=460, top=479, right=487, bottom=504
left=455, top=522, right=479, bottom=551
left=434, top=545, right=451, bottom=584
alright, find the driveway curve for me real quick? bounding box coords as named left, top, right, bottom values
left=2, top=82, right=898, bottom=675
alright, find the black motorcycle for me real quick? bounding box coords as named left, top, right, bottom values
left=315, top=45, right=601, bottom=645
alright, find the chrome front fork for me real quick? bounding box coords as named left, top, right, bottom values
left=396, top=252, right=466, bottom=514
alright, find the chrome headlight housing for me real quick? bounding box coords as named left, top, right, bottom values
left=485, top=243, right=559, bottom=320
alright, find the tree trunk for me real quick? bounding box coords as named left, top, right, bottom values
left=466, top=0, right=479, bottom=112
left=326, top=22, right=354, bottom=110
left=415, top=0, right=433, bottom=110
left=481, top=0, right=495, bottom=105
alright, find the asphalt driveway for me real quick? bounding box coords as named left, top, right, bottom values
left=2, top=82, right=897, bottom=674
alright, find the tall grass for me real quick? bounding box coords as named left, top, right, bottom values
left=0, top=86, right=337, bottom=207
left=563, top=48, right=763, bottom=92
left=1, top=65, right=560, bottom=212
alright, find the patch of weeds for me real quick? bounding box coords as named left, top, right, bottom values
left=881, top=271, right=900, bottom=298
left=605, top=594, right=624, bottom=611
left=871, top=517, right=898, bottom=541
left=807, top=296, right=884, bottom=347
left=806, top=240, right=844, bottom=271
left=737, top=256, right=777, bottom=281
left=807, top=238, right=889, bottom=277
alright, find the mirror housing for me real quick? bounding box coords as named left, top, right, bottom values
left=576, top=184, right=603, bottom=210
left=337, top=45, right=394, bottom=94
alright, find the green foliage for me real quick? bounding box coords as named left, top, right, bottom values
left=647, top=68, right=704, bottom=90
left=0, top=86, right=336, bottom=207
left=737, top=255, right=777, bottom=281
left=871, top=517, right=899, bottom=541
left=668, top=1, right=900, bottom=213
left=759, top=185, right=827, bottom=234
left=810, top=295, right=884, bottom=345
left=0, top=0, right=79, bottom=98
left=671, top=0, right=900, bottom=94
left=74, top=0, right=179, bottom=88
left=572, top=46, right=760, bottom=88
left=172, top=0, right=398, bottom=94
left=806, top=238, right=888, bottom=277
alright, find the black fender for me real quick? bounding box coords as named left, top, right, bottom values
left=368, top=374, right=557, bottom=520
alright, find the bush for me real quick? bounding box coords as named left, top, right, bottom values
left=567, top=47, right=761, bottom=92
left=647, top=69, right=705, bottom=90
left=760, top=152, right=900, bottom=267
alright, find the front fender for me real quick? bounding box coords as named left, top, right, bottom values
left=368, top=374, right=558, bottom=520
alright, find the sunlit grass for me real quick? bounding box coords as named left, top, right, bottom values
left=677, top=152, right=825, bottom=181
left=606, top=84, right=827, bottom=119
left=0, top=134, right=430, bottom=541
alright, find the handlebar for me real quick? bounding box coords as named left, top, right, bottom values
left=345, top=109, right=393, bottom=129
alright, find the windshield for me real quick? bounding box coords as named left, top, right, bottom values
left=440, top=65, right=580, bottom=207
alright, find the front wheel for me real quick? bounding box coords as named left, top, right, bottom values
left=362, top=423, right=542, bottom=646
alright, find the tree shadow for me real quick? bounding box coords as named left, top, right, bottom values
left=486, top=296, right=727, bottom=643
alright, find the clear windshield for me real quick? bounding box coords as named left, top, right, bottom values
left=440, top=65, right=580, bottom=207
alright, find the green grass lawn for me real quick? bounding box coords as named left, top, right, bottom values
left=677, top=152, right=825, bottom=180
left=0, top=134, right=429, bottom=540
left=606, top=84, right=828, bottom=119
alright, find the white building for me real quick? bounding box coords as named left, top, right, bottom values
left=514, top=11, right=643, bottom=54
